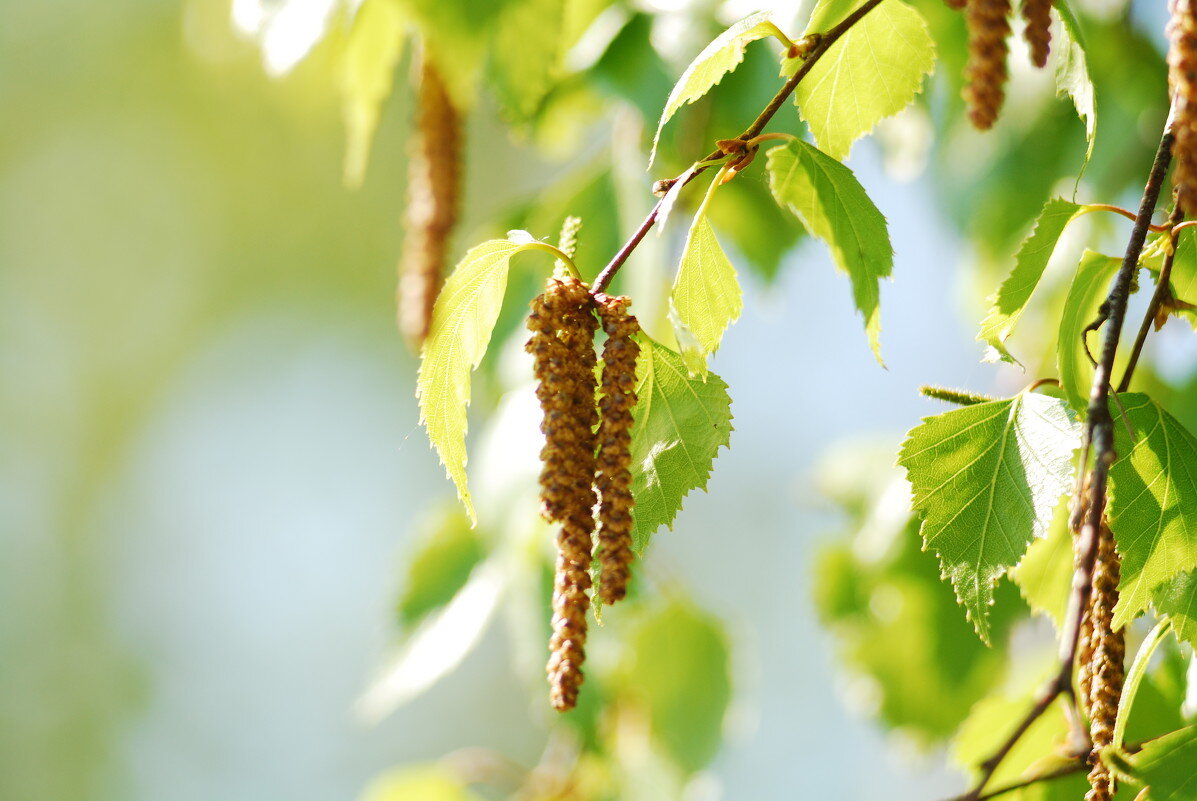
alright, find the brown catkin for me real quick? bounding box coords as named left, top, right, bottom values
left=1170, top=0, right=1197, bottom=215
left=1021, top=0, right=1052, bottom=68
left=398, top=59, right=462, bottom=348
left=526, top=277, right=599, bottom=711
left=594, top=295, right=640, bottom=605
left=1085, top=521, right=1125, bottom=801
left=945, top=0, right=967, bottom=10
left=963, top=0, right=1013, bottom=130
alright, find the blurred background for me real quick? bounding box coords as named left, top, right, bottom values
left=2, top=1, right=1189, bottom=800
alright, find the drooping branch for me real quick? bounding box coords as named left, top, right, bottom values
left=590, top=0, right=889, bottom=295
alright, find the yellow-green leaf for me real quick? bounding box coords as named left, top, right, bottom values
left=340, top=0, right=406, bottom=187
left=1057, top=250, right=1120, bottom=414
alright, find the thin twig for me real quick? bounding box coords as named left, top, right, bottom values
left=591, top=0, right=888, bottom=294
left=1118, top=204, right=1186, bottom=392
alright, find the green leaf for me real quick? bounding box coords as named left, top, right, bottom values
left=1011, top=496, right=1073, bottom=629
left=670, top=170, right=743, bottom=376
left=490, top=0, right=566, bottom=120
left=766, top=139, right=892, bottom=362
left=629, top=336, right=734, bottom=552
left=785, top=0, right=936, bottom=161
left=1122, top=726, right=1197, bottom=800
left=649, top=12, right=781, bottom=166
left=1163, top=229, right=1197, bottom=330
left=1057, top=250, right=1121, bottom=413
left=1054, top=1, right=1097, bottom=171
left=360, top=766, right=485, bottom=801
left=417, top=239, right=523, bottom=521
left=978, top=198, right=1082, bottom=365
left=620, top=599, right=731, bottom=774
left=1108, top=393, right=1197, bottom=629
left=340, top=0, right=406, bottom=187
left=898, top=393, right=1080, bottom=642
left=396, top=506, right=487, bottom=629
left=1155, top=570, right=1197, bottom=648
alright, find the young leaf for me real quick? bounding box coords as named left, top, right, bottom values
left=629, top=336, right=734, bottom=552
left=1107, top=394, right=1197, bottom=629
left=898, top=393, right=1080, bottom=642
left=1057, top=250, right=1120, bottom=413
left=340, top=0, right=406, bottom=187
left=417, top=239, right=523, bottom=521
left=649, top=12, right=780, bottom=166
left=490, top=0, right=566, bottom=120
left=785, top=0, right=936, bottom=161
left=1054, top=0, right=1097, bottom=171
left=1154, top=570, right=1197, bottom=648
left=670, top=169, right=743, bottom=376
left=1121, top=725, right=1197, bottom=800
left=977, top=198, right=1083, bottom=365
left=766, top=139, right=892, bottom=362
left=619, top=599, right=731, bottom=774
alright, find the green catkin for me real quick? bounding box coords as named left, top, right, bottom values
left=399, top=59, right=461, bottom=348
left=1021, top=0, right=1052, bottom=68
left=594, top=295, right=640, bottom=605
left=963, top=0, right=1012, bottom=130
left=919, top=385, right=999, bottom=406
left=1170, top=0, right=1197, bottom=215
left=526, top=277, right=599, bottom=711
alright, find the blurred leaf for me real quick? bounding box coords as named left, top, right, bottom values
left=590, top=13, right=673, bottom=123
left=396, top=506, right=487, bottom=629
left=670, top=171, right=743, bottom=376
left=417, top=239, right=522, bottom=521
left=650, top=12, right=780, bottom=166
left=398, top=0, right=512, bottom=106
left=898, top=393, right=1079, bottom=642
left=1155, top=570, right=1197, bottom=648
left=1121, top=726, right=1197, bottom=800
left=1054, top=0, right=1096, bottom=171
left=815, top=517, right=1023, bottom=742
left=629, top=336, right=733, bottom=552
left=977, top=198, right=1082, bottom=365
left=766, top=139, right=892, bottom=362
left=707, top=173, right=803, bottom=284
left=1120, top=637, right=1191, bottom=747
left=787, top=0, right=936, bottom=161
left=1011, top=496, right=1072, bottom=630
left=340, top=0, right=406, bottom=187
left=1108, top=394, right=1197, bottom=629
left=490, top=0, right=567, bottom=121
left=621, top=599, right=731, bottom=774
left=360, top=765, right=484, bottom=801
left=1057, top=250, right=1119, bottom=414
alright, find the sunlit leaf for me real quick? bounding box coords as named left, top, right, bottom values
left=1011, top=496, right=1072, bottom=630
left=1057, top=250, right=1120, bottom=413
left=1154, top=570, right=1197, bottom=648
left=490, top=0, right=567, bottom=120
left=396, top=506, right=487, bottom=629
left=1120, top=725, right=1197, bottom=801
left=340, top=0, right=406, bottom=187
left=898, top=393, right=1080, bottom=642
left=766, top=139, right=892, bottom=362
left=1054, top=0, right=1097, bottom=171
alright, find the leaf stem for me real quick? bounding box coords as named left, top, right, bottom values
left=516, top=241, right=581, bottom=280
left=591, top=0, right=889, bottom=295
left=1078, top=204, right=1171, bottom=232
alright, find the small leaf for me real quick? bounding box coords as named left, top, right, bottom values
left=1054, top=1, right=1097, bottom=172
left=1107, top=394, right=1197, bottom=629
left=417, top=240, right=523, bottom=520
left=977, top=198, right=1083, bottom=365
left=670, top=170, right=743, bottom=376
left=1155, top=570, right=1197, bottom=648
left=766, top=139, right=893, bottom=362
left=785, top=0, right=936, bottom=161
left=490, top=0, right=567, bottom=120
left=340, top=0, right=406, bottom=187
left=898, top=393, right=1080, bottom=642
left=619, top=599, right=731, bottom=774
left=649, top=12, right=780, bottom=166
left=1121, top=726, right=1197, bottom=800
left=1057, top=250, right=1120, bottom=413
left=629, top=336, right=734, bottom=552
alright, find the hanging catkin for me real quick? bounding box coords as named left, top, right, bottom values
left=963, top=0, right=1012, bottom=130
left=594, top=294, right=640, bottom=605
left=526, top=277, right=599, bottom=711
left=944, top=0, right=967, bottom=10
left=1084, top=521, right=1125, bottom=801
left=1021, top=0, right=1052, bottom=68
left=1170, top=0, right=1197, bottom=215
left=398, top=59, right=462, bottom=348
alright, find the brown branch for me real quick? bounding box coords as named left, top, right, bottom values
left=1118, top=203, right=1186, bottom=392
left=590, top=0, right=888, bottom=294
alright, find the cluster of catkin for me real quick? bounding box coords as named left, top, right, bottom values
left=399, top=59, right=462, bottom=348
left=947, top=0, right=1053, bottom=130
left=1170, top=0, right=1197, bottom=215
left=526, top=277, right=640, bottom=711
